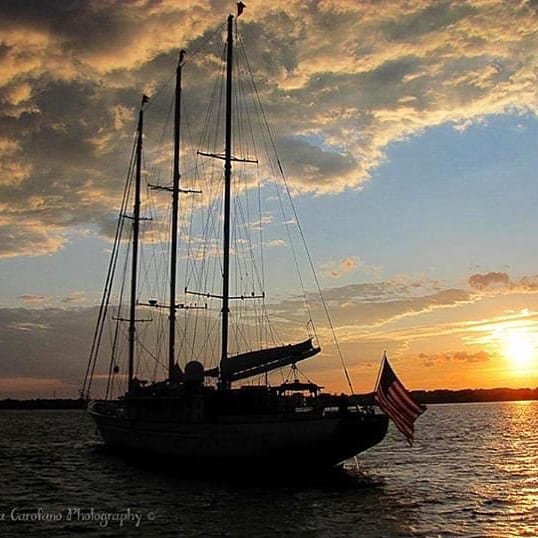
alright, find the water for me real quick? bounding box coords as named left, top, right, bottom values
left=1, top=402, right=537, bottom=537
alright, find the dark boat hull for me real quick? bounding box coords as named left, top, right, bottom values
left=88, top=401, right=388, bottom=470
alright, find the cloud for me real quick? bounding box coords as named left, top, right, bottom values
left=323, top=256, right=361, bottom=279
left=276, top=135, right=358, bottom=194
left=469, top=271, right=510, bottom=291
left=0, top=307, right=98, bottom=394
left=0, top=222, right=68, bottom=258
left=0, top=0, right=537, bottom=258
left=517, top=275, right=538, bottom=292
left=270, top=279, right=471, bottom=338
left=0, top=377, right=73, bottom=398
left=267, top=239, right=286, bottom=247
left=19, top=294, right=48, bottom=305
left=418, top=349, right=492, bottom=367
left=469, top=271, right=538, bottom=294
left=2, top=276, right=537, bottom=397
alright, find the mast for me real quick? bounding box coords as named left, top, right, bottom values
left=221, top=14, right=234, bottom=384
left=128, top=96, right=146, bottom=393
left=169, top=50, right=185, bottom=379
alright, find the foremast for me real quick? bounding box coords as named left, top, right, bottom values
left=128, top=96, right=147, bottom=393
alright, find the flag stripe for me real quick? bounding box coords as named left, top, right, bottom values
left=386, top=386, right=418, bottom=421
left=378, top=388, right=414, bottom=427
left=391, top=382, right=425, bottom=414
left=376, top=388, right=414, bottom=441
left=375, top=386, right=414, bottom=432
left=375, top=389, right=414, bottom=440
left=388, top=385, right=423, bottom=420
left=377, top=390, right=413, bottom=438
left=374, top=356, right=425, bottom=445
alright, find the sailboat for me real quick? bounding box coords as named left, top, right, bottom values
left=83, top=11, right=389, bottom=471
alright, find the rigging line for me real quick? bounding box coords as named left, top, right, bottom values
left=250, top=122, right=315, bottom=337
left=200, top=42, right=226, bottom=156
left=240, top=36, right=355, bottom=394
left=232, top=85, right=263, bottom=295
left=234, top=180, right=264, bottom=294
left=105, top=233, right=132, bottom=399
left=116, top=228, right=133, bottom=377
left=83, top=173, right=130, bottom=396
left=278, top=163, right=356, bottom=393
left=181, top=22, right=225, bottom=68
left=236, top=37, right=306, bottom=349
left=232, top=194, right=265, bottom=351
left=294, top=363, right=316, bottom=385
left=143, top=71, right=175, bottom=107
left=212, top=44, right=227, bottom=159
left=141, top=27, right=226, bottom=113
left=83, top=131, right=137, bottom=399
left=230, top=200, right=252, bottom=354
left=255, top=171, right=280, bottom=345
left=181, top=96, right=210, bottom=366
left=232, top=49, right=269, bottom=346
left=236, top=38, right=260, bottom=159
left=105, top=239, right=131, bottom=399
left=140, top=98, right=177, bottom=376
left=189, top=181, right=221, bottom=355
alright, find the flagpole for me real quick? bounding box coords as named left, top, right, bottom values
left=373, top=351, right=387, bottom=392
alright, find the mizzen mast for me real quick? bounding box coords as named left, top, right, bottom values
left=169, top=50, right=186, bottom=379
left=220, top=14, right=234, bottom=382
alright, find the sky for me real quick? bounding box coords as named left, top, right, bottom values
left=1, top=0, right=538, bottom=398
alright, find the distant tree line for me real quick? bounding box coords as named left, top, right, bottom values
left=0, top=398, right=86, bottom=410
left=411, top=387, right=538, bottom=404
left=352, top=387, right=538, bottom=406
left=1, top=387, right=538, bottom=409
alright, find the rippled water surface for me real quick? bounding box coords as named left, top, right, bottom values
left=1, top=402, right=537, bottom=537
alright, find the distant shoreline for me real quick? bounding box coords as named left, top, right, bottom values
left=411, top=387, right=538, bottom=405
left=1, top=387, right=537, bottom=409
left=0, top=398, right=86, bottom=410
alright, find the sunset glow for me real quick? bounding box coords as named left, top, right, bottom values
left=1, top=1, right=538, bottom=398
left=501, top=329, right=537, bottom=372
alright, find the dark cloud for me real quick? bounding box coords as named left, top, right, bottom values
left=381, top=2, right=475, bottom=42
left=469, top=271, right=510, bottom=291
left=518, top=275, right=538, bottom=291
left=0, top=0, right=537, bottom=257
left=0, top=306, right=98, bottom=388
left=269, top=280, right=470, bottom=332
left=468, top=272, right=538, bottom=293
left=276, top=135, right=357, bottom=189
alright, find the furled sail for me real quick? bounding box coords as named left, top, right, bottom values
left=206, top=338, right=320, bottom=382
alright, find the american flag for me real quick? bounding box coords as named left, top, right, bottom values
left=374, top=355, right=426, bottom=445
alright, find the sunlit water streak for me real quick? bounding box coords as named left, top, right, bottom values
left=0, top=402, right=537, bottom=537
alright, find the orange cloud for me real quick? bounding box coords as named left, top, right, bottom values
left=419, top=350, right=492, bottom=366
left=0, top=0, right=537, bottom=253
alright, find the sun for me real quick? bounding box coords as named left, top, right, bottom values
left=501, top=329, right=536, bottom=370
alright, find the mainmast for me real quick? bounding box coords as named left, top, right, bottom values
left=221, top=14, right=234, bottom=383
left=169, top=50, right=186, bottom=379
left=128, top=95, right=147, bottom=393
